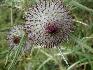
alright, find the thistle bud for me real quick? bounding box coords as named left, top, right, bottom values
left=7, top=25, right=31, bottom=52
left=24, top=0, right=74, bottom=48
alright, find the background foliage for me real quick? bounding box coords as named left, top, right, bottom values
left=0, top=0, right=93, bottom=70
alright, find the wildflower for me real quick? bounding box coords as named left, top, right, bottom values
left=24, top=0, right=74, bottom=48
left=7, top=25, right=31, bottom=52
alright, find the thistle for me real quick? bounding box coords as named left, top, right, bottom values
left=7, top=25, right=31, bottom=52
left=24, top=0, right=74, bottom=48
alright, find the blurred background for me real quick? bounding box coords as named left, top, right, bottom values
left=0, top=0, right=93, bottom=70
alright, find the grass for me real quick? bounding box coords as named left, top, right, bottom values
left=0, top=0, right=93, bottom=70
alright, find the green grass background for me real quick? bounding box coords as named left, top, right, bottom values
left=0, top=0, right=93, bottom=70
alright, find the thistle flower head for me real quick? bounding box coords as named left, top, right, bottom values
left=45, top=21, right=58, bottom=33
left=7, top=25, right=31, bottom=51
left=24, top=0, right=74, bottom=48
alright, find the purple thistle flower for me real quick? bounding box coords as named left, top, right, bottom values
left=7, top=25, right=31, bottom=52
left=24, top=0, right=74, bottom=48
